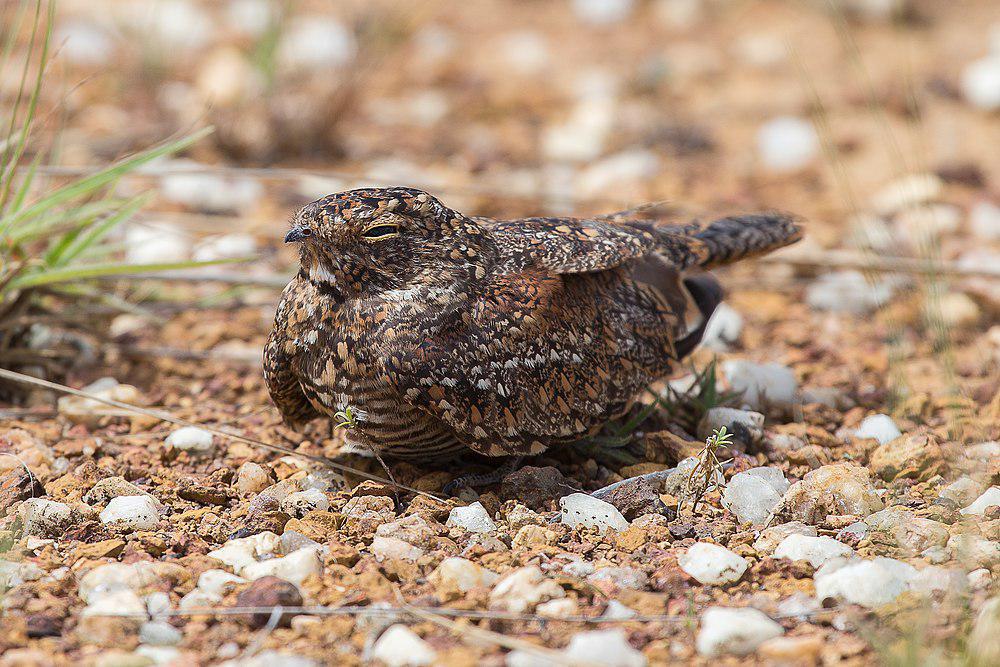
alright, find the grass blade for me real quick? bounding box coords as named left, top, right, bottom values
left=0, top=126, right=213, bottom=240
left=8, top=257, right=248, bottom=289
left=48, top=194, right=150, bottom=266
left=0, top=0, right=51, bottom=214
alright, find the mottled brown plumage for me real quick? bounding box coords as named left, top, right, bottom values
left=264, top=187, right=802, bottom=461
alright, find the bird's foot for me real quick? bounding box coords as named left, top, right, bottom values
left=443, top=457, right=523, bottom=496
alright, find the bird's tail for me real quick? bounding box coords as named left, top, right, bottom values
left=685, top=212, right=803, bottom=269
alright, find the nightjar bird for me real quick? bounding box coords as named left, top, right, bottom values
left=264, top=187, right=801, bottom=462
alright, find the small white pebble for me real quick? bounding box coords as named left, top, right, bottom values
left=679, top=543, right=749, bottom=585
left=854, top=414, right=902, bottom=445
left=773, top=534, right=854, bottom=568
left=696, top=607, right=783, bottom=656
left=446, top=501, right=498, bottom=533
left=370, top=536, right=424, bottom=563
left=960, top=486, right=1000, bottom=516
left=962, top=55, right=1000, bottom=111
left=757, top=116, right=818, bottom=172
left=197, top=569, right=247, bottom=597
left=564, top=628, right=647, bottom=666
left=166, top=426, right=214, bottom=454
left=99, top=496, right=159, bottom=531
left=241, top=547, right=322, bottom=585
left=559, top=493, right=629, bottom=533
left=370, top=624, right=437, bottom=667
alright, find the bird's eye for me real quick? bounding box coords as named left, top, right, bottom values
left=361, top=224, right=400, bottom=240
left=300, top=228, right=313, bottom=237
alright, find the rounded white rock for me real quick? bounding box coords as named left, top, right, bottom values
left=447, top=501, right=498, bottom=533
left=564, top=628, right=647, bottom=666
left=165, top=426, right=214, bottom=454
left=773, top=534, right=854, bottom=568
left=679, top=542, right=749, bottom=585
left=560, top=493, right=629, bottom=533
left=962, top=55, right=1000, bottom=111
left=757, top=116, right=818, bottom=172
left=99, top=496, right=159, bottom=531
left=696, top=606, right=783, bottom=656
left=370, top=624, right=438, bottom=667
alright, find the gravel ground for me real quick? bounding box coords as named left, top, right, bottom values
left=2, top=1, right=999, bottom=665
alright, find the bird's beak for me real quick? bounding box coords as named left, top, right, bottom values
left=284, top=227, right=307, bottom=244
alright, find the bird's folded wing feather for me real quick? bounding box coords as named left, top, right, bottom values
left=483, top=215, right=709, bottom=272
left=483, top=216, right=658, bottom=274
left=383, top=269, right=665, bottom=455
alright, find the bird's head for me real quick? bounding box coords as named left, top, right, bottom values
left=285, top=187, right=491, bottom=298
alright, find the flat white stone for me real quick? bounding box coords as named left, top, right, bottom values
left=370, top=536, right=424, bottom=563
left=165, top=426, right=214, bottom=453
left=813, top=557, right=917, bottom=608
left=139, top=620, right=183, bottom=646
left=722, top=360, right=798, bottom=409
left=78, top=562, right=163, bottom=603
left=428, top=557, right=497, bottom=592
left=489, top=566, right=565, bottom=613
left=18, top=499, right=74, bottom=537
left=773, top=534, right=854, bottom=568
left=722, top=467, right=788, bottom=524
left=854, top=414, right=902, bottom=445
left=197, top=569, right=247, bottom=597
left=960, top=486, right=1000, bottom=516
left=447, top=501, right=498, bottom=533
left=970, top=201, right=1000, bottom=241
left=572, top=0, right=634, bottom=25
left=370, top=624, right=437, bottom=667
left=241, top=547, right=322, bottom=585
left=679, top=542, right=749, bottom=585
left=99, top=496, right=159, bottom=531
left=757, top=116, right=818, bottom=172
left=559, top=493, right=629, bottom=533
left=963, top=55, right=1000, bottom=110
left=80, top=589, right=146, bottom=618
left=697, top=606, right=783, bottom=656
left=277, top=17, right=356, bottom=71
left=207, top=532, right=281, bottom=573
left=564, top=628, right=647, bottom=666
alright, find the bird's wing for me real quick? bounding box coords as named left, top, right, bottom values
left=263, top=277, right=321, bottom=427
left=483, top=215, right=712, bottom=273
left=384, top=268, right=676, bottom=456
left=484, top=216, right=658, bottom=274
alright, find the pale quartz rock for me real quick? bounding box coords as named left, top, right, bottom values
left=679, top=543, right=749, bottom=585
left=960, top=487, right=1000, bottom=516
left=696, top=607, right=783, bottom=656
left=757, top=116, right=818, bottom=172
left=165, top=426, right=214, bottom=453
left=428, top=557, right=498, bottom=593
left=773, top=534, right=854, bottom=568
left=99, top=496, right=159, bottom=531
left=207, top=531, right=282, bottom=573
left=370, top=624, right=437, bottom=667
left=370, top=536, right=424, bottom=563
left=489, top=566, right=565, bottom=613
left=564, top=628, right=647, bottom=666
left=722, top=467, right=788, bottom=524
left=560, top=493, right=629, bottom=533
left=446, top=501, right=498, bottom=533
left=813, top=557, right=917, bottom=608
left=722, top=360, right=798, bottom=409
left=241, top=547, right=322, bottom=585
left=18, top=499, right=74, bottom=537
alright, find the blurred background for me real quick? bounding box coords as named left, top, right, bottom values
left=2, top=0, right=999, bottom=402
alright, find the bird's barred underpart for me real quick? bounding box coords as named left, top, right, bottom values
left=263, top=187, right=802, bottom=462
